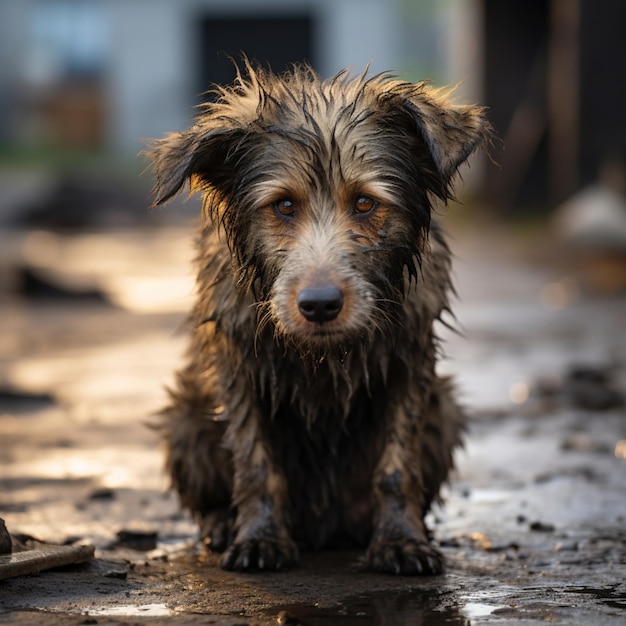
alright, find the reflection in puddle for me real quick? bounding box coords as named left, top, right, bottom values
left=463, top=602, right=498, bottom=618
left=467, top=488, right=512, bottom=504
left=266, top=589, right=477, bottom=625
left=91, top=603, right=173, bottom=616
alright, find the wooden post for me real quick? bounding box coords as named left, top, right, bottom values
left=548, top=0, right=580, bottom=204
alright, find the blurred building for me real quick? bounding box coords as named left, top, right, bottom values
left=2, top=0, right=623, bottom=214
left=0, top=0, right=478, bottom=156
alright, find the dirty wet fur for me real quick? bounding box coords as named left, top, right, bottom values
left=146, top=62, right=490, bottom=575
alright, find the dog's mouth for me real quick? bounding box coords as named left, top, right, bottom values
left=285, top=326, right=359, bottom=362
left=305, top=325, right=347, bottom=340
left=306, top=321, right=343, bottom=334
left=287, top=320, right=343, bottom=340
left=289, top=319, right=367, bottom=354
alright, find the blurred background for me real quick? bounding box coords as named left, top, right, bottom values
left=1, top=1, right=626, bottom=224
left=1, top=0, right=625, bottom=209
left=0, top=0, right=625, bottom=570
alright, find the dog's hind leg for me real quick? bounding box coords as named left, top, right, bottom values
left=420, top=376, right=466, bottom=515
left=159, top=370, right=234, bottom=551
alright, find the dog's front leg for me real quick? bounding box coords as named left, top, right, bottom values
left=221, top=404, right=298, bottom=571
left=366, top=397, right=444, bottom=575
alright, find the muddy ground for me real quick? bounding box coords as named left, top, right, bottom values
left=0, top=217, right=625, bottom=625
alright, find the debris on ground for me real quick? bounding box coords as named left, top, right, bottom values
left=0, top=536, right=94, bottom=581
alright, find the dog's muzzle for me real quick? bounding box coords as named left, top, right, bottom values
left=297, top=285, right=344, bottom=324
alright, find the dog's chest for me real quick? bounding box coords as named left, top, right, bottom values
left=266, top=382, right=383, bottom=547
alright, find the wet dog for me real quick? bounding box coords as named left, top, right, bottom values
left=146, top=62, right=489, bottom=575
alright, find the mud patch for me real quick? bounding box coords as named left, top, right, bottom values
left=564, top=586, right=626, bottom=611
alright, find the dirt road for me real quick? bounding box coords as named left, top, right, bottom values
left=1, top=224, right=625, bottom=625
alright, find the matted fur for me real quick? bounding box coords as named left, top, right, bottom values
left=146, top=62, right=490, bottom=574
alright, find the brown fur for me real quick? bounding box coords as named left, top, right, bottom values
left=146, top=62, right=490, bottom=574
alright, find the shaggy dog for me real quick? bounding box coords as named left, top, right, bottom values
left=147, top=62, right=489, bottom=575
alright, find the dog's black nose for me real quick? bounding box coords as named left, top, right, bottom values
left=297, top=286, right=344, bottom=323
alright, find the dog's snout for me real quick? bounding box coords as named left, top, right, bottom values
left=297, top=286, right=344, bottom=323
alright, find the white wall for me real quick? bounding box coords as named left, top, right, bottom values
left=316, top=0, right=398, bottom=77
left=106, top=0, right=191, bottom=153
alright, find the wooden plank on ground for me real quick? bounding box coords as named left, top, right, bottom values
left=0, top=541, right=94, bottom=580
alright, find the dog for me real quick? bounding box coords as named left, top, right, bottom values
left=146, top=61, right=490, bottom=575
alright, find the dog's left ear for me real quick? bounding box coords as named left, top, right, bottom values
left=145, top=125, right=244, bottom=207
left=395, top=84, right=490, bottom=184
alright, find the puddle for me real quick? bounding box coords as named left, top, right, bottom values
left=467, top=488, right=513, bottom=504
left=460, top=589, right=510, bottom=619
left=463, top=602, right=498, bottom=618
left=90, top=603, right=174, bottom=617
left=266, top=589, right=472, bottom=625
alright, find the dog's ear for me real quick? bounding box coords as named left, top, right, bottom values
left=394, top=83, right=490, bottom=184
left=145, top=126, right=243, bottom=207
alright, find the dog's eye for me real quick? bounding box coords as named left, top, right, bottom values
left=353, top=196, right=378, bottom=215
left=274, top=199, right=296, bottom=218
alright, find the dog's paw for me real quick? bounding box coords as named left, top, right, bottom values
left=200, top=510, right=235, bottom=553
left=364, top=539, right=444, bottom=576
left=221, top=537, right=298, bottom=572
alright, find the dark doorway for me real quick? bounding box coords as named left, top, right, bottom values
left=483, top=0, right=626, bottom=213
left=197, top=15, right=315, bottom=101
left=483, top=0, right=550, bottom=212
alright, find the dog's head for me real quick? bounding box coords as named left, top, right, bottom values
left=147, top=62, right=490, bottom=350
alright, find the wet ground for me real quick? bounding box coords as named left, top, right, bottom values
left=0, top=214, right=625, bottom=625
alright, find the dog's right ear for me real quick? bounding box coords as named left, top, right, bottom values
left=145, top=126, right=243, bottom=207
